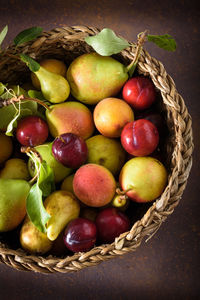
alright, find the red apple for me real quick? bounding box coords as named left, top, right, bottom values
left=121, top=119, right=159, bottom=156
left=122, top=76, right=156, bottom=110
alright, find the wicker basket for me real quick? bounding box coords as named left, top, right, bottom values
left=0, top=26, right=193, bottom=273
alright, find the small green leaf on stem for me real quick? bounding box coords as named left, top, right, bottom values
left=6, top=100, right=21, bottom=136
left=28, top=90, right=45, bottom=101
left=38, top=161, right=55, bottom=197
left=14, top=26, right=43, bottom=46
left=0, top=82, right=6, bottom=95
left=147, top=34, right=176, bottom=51
left=0, top=25, right=8, bottom=48
left=26, top=183, right=51, bottom=233
left=85, top=28, right=130, bottom=56
left=26, top=154, right=55, bottom=233
left=20, top=54, right=40, bottom=72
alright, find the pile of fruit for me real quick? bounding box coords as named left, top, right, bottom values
left=0, top=28, right=175, bottom=256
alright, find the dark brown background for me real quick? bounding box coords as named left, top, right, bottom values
left=0, top=0, right=199, bottom=299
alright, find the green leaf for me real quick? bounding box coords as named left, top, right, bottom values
left=147, top=34, right=176, bottom=51
left=20, top=54, right=40, bottom=72
left=26, top=155, right=55, bottom=233
left=0, top=100, right=37, bottom=131
left=0, top=25, right=8, bottom=48
left=38, top=161, right=55, bottom=197
left=28, top=90, right=46, bottom=101
left=6, top=100, right=21, bottom=136
left=85, top=28, right=130, bottom=56
left=26, top=183, right=51, bottom=233
left=0, top=82, right=6, bottom=95
left=14, top=26, right=43, bottom=46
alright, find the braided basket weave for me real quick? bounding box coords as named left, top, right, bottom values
left=0, top=26, right=193, bottom=273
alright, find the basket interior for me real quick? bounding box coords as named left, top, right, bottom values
left=0, top=28, right=188, bottom=273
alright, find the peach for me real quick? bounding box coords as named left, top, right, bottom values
left=93, top=98, right=134, bottom=138
left=73, top=164, right=116, bottom=207
left=46, top=101, right=95, bottom=139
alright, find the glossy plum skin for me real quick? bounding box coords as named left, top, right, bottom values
left=135, top=110, right=166, bottom=136
left=16, top=116, right=49, bottom=146
left=121, top=119, right=159, bottom=156
left=95, top=207, right=130, bottom=243
left=122, top=76, right=156, bottom=110
left=63, top=218, right=97, bottom=252
left=52, top=133, right=88, bottom=169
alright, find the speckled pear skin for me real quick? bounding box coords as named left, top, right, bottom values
left=46, top=101, right=95, bottom=139
left=67, top=53, right=128, bottom=105
left=119, top=157, right=168, bottom=203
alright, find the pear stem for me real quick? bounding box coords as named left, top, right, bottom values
left=0, top=95, right=50, bottom=110
left=116, top=187, right=132, bottom=195
left=126, top=30, right=148, bottom=77
left=22, top=96, right=50, bottom=110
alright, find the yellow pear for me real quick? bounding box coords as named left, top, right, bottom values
left=44, top=190, right=80, bottom=241
left=20, top=216, right=53, bottom=254
left=0, top=158, right=30, bottom=180
left=34, top=66, right=70, bottom=103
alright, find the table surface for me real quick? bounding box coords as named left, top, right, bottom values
left=0, top=1, right=199, bottom=299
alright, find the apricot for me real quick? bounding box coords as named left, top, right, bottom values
left=73, top=164, right=116, bottom=207
left=46, top=101, right=95, bottom=139
left=31, top=58, right=67, bottom=90
left=0, top=133, right=13, bottom=164
left=93, top=98, right=134, bottom=138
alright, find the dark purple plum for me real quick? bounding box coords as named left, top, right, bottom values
left=52, top=133, right=88, bottom=168
left=95, top=207, right=130, bottom=243
left=63, top=218, right=97, bottom=252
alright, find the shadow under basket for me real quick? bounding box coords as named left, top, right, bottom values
left=0, top=26, right=194, bottom=273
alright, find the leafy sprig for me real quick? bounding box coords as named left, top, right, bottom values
left=0, top=25, right=8, bottom=49
left=24, top=148, right=55, bottom=233
left=84, top=28, right=176, bottom=77
left=85, top=28, right=176, bottom=56
left=14, top=26, right=43, bottom=46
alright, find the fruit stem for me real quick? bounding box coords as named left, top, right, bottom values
left=126, top=30, right=148, bottom=77
left=23, top=96, right=50, bottom=110
left=0, top=95, right=50, bottom=110
left=21, top=146, right=43, bottom=184
left=116, top=187, right=132, bottom=195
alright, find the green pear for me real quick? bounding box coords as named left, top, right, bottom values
left=0, top=158, right=30, bottom=180
left=86, top=135, right=126, bottom=175
left=20, top=216, right=53, bottom=254
left=119, top=157, right=168, bottom=203
left=34, top=66, right=70, bottom=103
left=44, top=190, right=80, bottom=241
left=61, top=174, right=75, bottom=194
left=28, top=143, right=71, bottom=183
left=0, top=179, right=30, bottom=232
left=66, top=52, right=128, bottom=105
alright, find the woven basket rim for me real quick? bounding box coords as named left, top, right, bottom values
left=0, top=26, right=194, bottom=273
